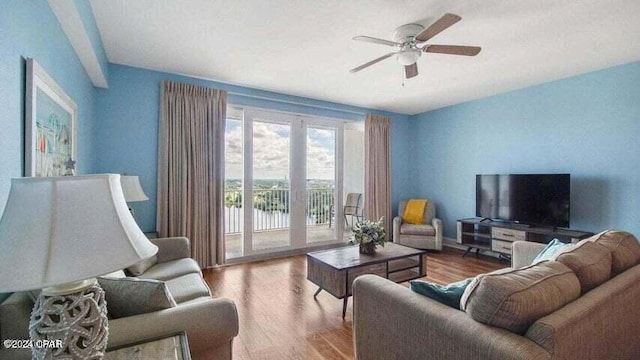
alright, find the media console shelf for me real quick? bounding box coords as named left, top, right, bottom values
left=456, top=218, right=594, bottom=259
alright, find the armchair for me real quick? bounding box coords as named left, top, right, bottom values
left=393, top=199, right=443, bottom=250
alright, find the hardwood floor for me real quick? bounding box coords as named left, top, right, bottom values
left=202, top=246, right=507, bottom=360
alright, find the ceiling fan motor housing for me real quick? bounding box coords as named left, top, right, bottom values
left=393, top=23, right=425, bottom=44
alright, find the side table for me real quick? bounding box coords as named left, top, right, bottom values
left=105, top=332, right=191, bottom=360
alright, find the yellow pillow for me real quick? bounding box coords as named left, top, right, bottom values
left=404, top=199, right=427, bottom=224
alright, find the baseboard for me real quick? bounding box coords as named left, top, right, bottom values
left=220, top=242, right=348, bottom=267
left=442, top=237, right=467, bottom=251
left=219, top=237, right=501, bottom=267
left=443, top=237, right=502, bottom=259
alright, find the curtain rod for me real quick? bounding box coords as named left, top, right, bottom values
left=226, top=91, right=367, bottom=116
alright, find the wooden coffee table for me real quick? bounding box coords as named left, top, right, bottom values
left=307, top=243, right=428, bottom=318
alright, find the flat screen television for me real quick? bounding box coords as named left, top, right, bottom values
left=476, top=174, right=570, bottom=228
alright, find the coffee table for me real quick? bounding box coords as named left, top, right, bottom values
left=307, top=242, right=428, bottom=318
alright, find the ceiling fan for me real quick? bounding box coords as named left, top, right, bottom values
left=350, top=13, right=481, bottom=79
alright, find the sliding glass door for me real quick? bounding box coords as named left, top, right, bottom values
left=224, top=107, right=350, bottom=260
left=306, top=123, right=341, bottom=244
left=249, top=117, right=293, bottom=252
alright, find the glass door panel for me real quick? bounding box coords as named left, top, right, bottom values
left=342, top=123, right=365, bottom=241
left=306, top=126, right=337, bottom=243
left=251, top=120, right=291, bottom=250
left=224, top=115, right=244, bottom=259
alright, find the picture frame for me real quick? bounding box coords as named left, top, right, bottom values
left=25, top=58, right=77, bottom=177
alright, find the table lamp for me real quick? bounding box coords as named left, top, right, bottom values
left=120, top=175, right=149, bottom=217
left=0, top=174, right=158, bottom=359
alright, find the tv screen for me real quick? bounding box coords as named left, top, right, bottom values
left=476, top=174, right=570, bottom=228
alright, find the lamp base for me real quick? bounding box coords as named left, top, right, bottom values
left=30, top=279, right=108, bottom=359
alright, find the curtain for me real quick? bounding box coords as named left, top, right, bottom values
left=156, top=81, right=226, bottom=268
left=364, top=113, right=392, bottom=238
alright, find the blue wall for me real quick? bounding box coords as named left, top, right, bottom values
left=94, top=64, right=411, bottom=232
left=0, top=0, right=97, bottom=215
left=409, top=62, right=640, bottom=238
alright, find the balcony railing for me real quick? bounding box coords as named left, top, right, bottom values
left=224, top=188, right=334, bottom=234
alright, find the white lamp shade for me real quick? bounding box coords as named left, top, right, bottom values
left=0, top=174, right=158, bottom=292
left=121, top=175, right=149, bottom=202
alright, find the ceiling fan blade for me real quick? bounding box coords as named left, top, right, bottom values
left=353, top=36, right=400, bottom=47
left=350, top=53, right=396, bottom=73
left=424, top=45, right=481, bottom=56
left=405, top=63, right=418, bottom=79
left=415, top=13, right=462, bottom=42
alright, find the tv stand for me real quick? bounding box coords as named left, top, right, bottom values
left=456, top=218, right=594, bottom=260
left=479, top=217, right=493, bottom=223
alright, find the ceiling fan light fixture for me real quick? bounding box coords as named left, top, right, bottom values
left=396, top=49, right=421, bottom=66
left=350, top=13, right=481, bottom=79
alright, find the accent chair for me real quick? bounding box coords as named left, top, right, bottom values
left=393, top=199, right=443, bottom=250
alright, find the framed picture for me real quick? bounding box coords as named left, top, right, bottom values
left=25, top=58, right=77, bottom=177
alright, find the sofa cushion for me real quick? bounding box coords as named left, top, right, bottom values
left=555, top=240, right=612, bottom=293
left=137, top=258, right=201, bottom=281
left=0, top=292, right=32, bottom=341
left=460, top=261, right=580, bottom=334
left=97, top=277, right=176, bottom=319
left=587, top=230, right=640, bottom=275
left=127, top=255, right=158, bottom=276
left=165, top=273, right=212, bottom=304
left=400, top=224, right=435, bottom=236
left=102, top=270, right=127, bottom=278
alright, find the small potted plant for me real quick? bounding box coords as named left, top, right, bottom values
left=349, top=218, right=386, bottom=254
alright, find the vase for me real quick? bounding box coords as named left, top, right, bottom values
left=359, top=242, right=376, bottom=255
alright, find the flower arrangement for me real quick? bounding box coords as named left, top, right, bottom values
left=349, top=218, right=386, bottom=254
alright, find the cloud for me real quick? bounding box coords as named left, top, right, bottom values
left=224, top=120, right=335, bottom=181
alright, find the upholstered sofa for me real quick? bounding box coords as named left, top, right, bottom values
left=0, top=237, right=238, bottom=360
left=393, top=199, right=443, bottom=250
left=353, top=230, right=640, bottom=360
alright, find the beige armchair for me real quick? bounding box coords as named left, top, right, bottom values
left=393, top=200, right=443, bottom=250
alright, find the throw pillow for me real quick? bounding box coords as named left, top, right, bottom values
left=532, top=239, right=574, bottom=264
left=460, top=261, right=580, bottom=334
left=403, top=199, right=427, bottom=224
left=127, top=255, right=158, bottom=276
left=554, top=240, right=612, bottom=293
left=587, top=230, right=640, bottom=275
left=410, top=278, right=473, bottom=310
left=97, top=277, right=176, bottom=319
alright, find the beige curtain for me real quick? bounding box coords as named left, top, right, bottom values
left=364, top=113, right=392, bottom=237
left=156, top=81, right=226, bottom=268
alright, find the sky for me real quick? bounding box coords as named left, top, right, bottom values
left=225, top=119, right=336, bottom=181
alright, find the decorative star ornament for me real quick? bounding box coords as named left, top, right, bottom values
left=64, top=157, right=76, bottom=176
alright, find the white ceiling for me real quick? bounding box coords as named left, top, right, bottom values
left=90, top=0, right=640, bottom=115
